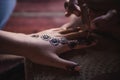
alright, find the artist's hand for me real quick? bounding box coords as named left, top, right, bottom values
left=91, top=9, right=119, bottom=32
left=61, top=15, right=82, bottom=29
left=82, top=0, right=119, bottom=31
left=26, top=28, right=96, bottom=71
left=64, top=0, right=81, bottom=17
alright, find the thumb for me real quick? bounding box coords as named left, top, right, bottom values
left=46, top=53, right=80, bottom=72
left=92, top=16, right=104, bottom=24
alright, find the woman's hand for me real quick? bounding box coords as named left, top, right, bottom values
left=0, top=28, right=96, bottom=72
left=27, top=28, right=96, bottom=71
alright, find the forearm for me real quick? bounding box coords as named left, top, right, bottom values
left=0, top=30, right=29, bottom=55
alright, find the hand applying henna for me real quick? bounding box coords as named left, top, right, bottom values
left=64, top=0, right=81, bottom=17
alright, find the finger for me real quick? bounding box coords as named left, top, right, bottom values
left=65, top=7, right=81, bottom=17
left=59, top=27, right=81, bottom=34
left=46, top=53, right=80, bottom=72
left=74, top=4, right=81, bottom=12
left=64, top=0, right=72, bottom=17
left=73, top=4, right=81, bottom=16
left=65, top=11, right=72, bottom=17
left=92, top=16, right=104, bottom=23
left=62, top=31, right=88, bottom=40
left=60, top=23, right=71, bottom=30
left=73, top=10, right=81, bottom=17
left=64, top=0, right=81, bottom=17
left=64, top=0, right=69, bottom=10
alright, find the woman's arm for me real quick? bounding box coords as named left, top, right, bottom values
left=0, top=29, right=81, bottom=71
left=0, top=30, right=32, bottom=55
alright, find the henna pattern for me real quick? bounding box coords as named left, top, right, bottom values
left=31, top=34, right=39, bottom=38
left=49, top=38, right=60, bottom=46
left=68, top=40, right=78, bottom=48
left=32, top=34, right=95, bottom=49
left=41, top=35, right=51, bottom=41
left=40, top=35, right=79, bottom=48
left=60, top=38, right=68, bottom=44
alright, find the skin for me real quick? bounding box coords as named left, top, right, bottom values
left=0, top=27, right=96, bottom=71
left=64, top=0, right=81, bottom=17
left=65, top=0, right=120, bottom=16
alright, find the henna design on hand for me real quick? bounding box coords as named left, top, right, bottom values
left=41, top=35, right=51, bottom=41
left=32, top=34, right=95, bottom=49
left=49, top=38, right=60, bottom=46
left=41, top=35, right=79, bottom=48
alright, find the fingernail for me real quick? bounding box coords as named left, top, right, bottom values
left=74, top=65, right=80, bottom=71
left=66, top=64, right=80, bottom=72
